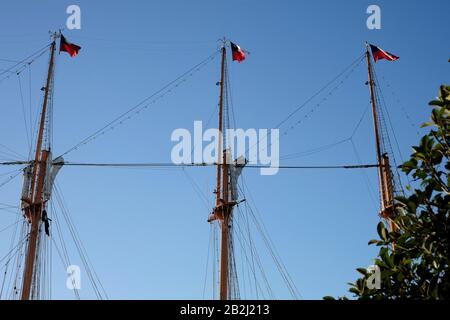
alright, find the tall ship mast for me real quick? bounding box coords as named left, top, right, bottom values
left=364, top=43, right=401, bottom=234
left=19, top=32, right=64, bottom=300
left=207, top=41, right=246, bottom=300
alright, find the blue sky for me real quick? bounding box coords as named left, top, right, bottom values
left=0, top=0, right=449, bottom=299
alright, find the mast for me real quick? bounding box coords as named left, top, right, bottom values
left=217, top=44, right=230, bottom=300
left=365, top=44, right=396, bottom=232
left=216, top=46, right=226, bottom=210
left=207, top=42, right=236, bottom=300
left=20, top=37, right=57, bottom=300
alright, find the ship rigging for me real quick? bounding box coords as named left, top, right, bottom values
left=0, top=33, right=406, bottom=300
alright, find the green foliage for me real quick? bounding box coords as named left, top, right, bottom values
left=345, top=85, right=450, bottom=299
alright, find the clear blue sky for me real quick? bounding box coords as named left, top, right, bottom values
left=0, top=0, right=448, bottom=299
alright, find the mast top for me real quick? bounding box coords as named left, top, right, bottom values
left=218, top=37, right=228, bottom=50
left=365, top=42, right=372, bottom=56
left=49, top=30, right=62, bottom=42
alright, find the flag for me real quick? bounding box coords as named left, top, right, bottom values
left=369, top=44, right=399, bottom=62
left=60, top=34, right=81, bottom=57
left=230, top=42, right=245, bottom=62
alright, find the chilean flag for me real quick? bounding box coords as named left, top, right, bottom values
left=60, top=34, right=81, bottom=57
left=230, top=42, right=245, bottom=63
left=369, top=44, right=399, bottom=62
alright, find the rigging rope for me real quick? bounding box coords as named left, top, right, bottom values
left=275, top=53, right=365, bottom=130
left=0, top=160, right=379, bottom=169
left=0, top=43, right=50, bottom=84
left=380, top=74, right=420, bottom=137
left=246, top=53, right=366, bottom=157
left=57, top=50, right=220, bottom=158
left=53, top=183, right=108, bottom=299
left=17, top=75, right=31, bottom=150
left=372, top=67, right=407, bottom=194
left=239, top=176, right=302, bottom=299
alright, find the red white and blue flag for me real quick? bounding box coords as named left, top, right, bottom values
left=230, top=42, right=246, bottom=63
left=369, top=44, right=399, bottom=62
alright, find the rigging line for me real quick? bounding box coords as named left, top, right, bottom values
left=0, top=201, right=18, bottom=207
left=0, top=160, right=380, bottom=169
left=71, top=35, right=215, bottom=45
left=18, top=74, right=31, bottom=150
left=1, top=215, right=24, bottom=295
left=0, top=208, right=21, bottom=216
left=0, top=234, right=29, bottom=265
left=238, top=182, right=299, bottom=299
left=372, top=69, right=408, bottom=190
left=0, top=45, right=50, bottom=85
left=234, top=207, right=259, bottom=299
left=53, top=190, right=101, bottom=300
left=231, top=214, right=266, bottom=298
left=372, top=79, right=405, bottom=196
left=0, top=58, right=22, bottom=63
left=234, top=208, right=249, bottom=299
left=0, top=204, right=19, bottom=208
left=190, top=103, right=217, bottom=160
left=350, top=101, right=371, bottom=139
left=202, top=224, right=213, bottom=300
left=7, top=221, right=27, bottom=300
left=0, top=239, right=24, bottom=275
left=0, top=168, right=24, bottom=177
left=233, top=208, right=273, bottom=299
left=57, top=50, right=220, bottom=158
left=280, top=101, right=369, bottom=165
left=0, top=43, right=50, bottom=77
left=28, top=64, right=33, bottom=159
left=280, top=59, right=364, bottom=137
left=243, top=201, right=299, bottom=299
left=0, top=68, right=16, bottom=74
left=379, top=73, right=420, bottom=137
left=0, top=157, right=21, bottom=163
left=212, top=223, right=218, bottom=299
left=275, top=53, right=365, bottom=129
left=372, top=68, right=406, bottom=164
left=54, top=183, right=108, bottom=299
left=226, top=56, right=237, bottom=132
left=51, top=204, right=72, bottom=273
left=0, top=215, right=23, bottom=299
left=280, top=138, right=350, bottom=160
left=53, top=187, right=103, bottom=299
left=0, top=143, right=25, bottom=159
left=228, top=224, right=241, bottom=299
left=0, top=170, right=22, bottom=189
left=350, top=139, right=378, bottom=207
left=181, top=167, right=210, bottom=209
left=0, top=220, right=22, bottom=234
left=235, top=212, right=248, bottom=298
left=249, top=54, right=366, bottom=157
left=239, top=175, right=301, bottom=299
left=49, top=237, right=81, bottom=300
left=0, top=154, right=21, bottom=163
left=50, top=202, right=80, bottom=299
left=238, top=203, right=260, bottom=298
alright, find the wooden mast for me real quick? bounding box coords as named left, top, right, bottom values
left=217, top=44, right=229, bottom=300
left=365, top=44, right=396, bottom=232
left=20, top=37, right=57, bottom=300
left=216, top=45, right=226, bottom=210
left=209, top=42, right=234, bottom=300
